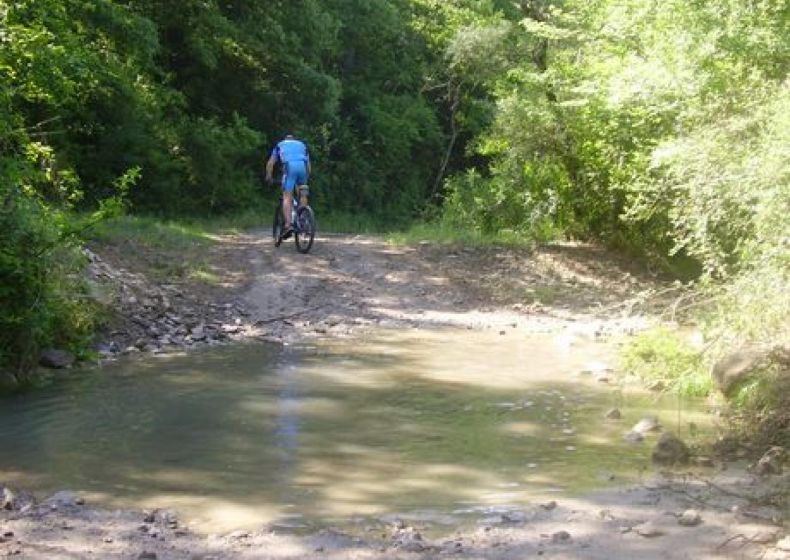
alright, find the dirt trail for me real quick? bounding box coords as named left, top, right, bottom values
left=243, top=232, right=658, bottom=344
left=2, top=232, right=787, bottom=559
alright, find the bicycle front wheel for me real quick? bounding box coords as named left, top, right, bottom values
left=294, top=206, right=316, bottom=254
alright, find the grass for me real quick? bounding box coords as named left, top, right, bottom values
left=387, top=221, right=539, bottom=248
left=620, top=326, right=713, bottom=397
left=88, top=215, right=214, bottom=249
left=86, top=215, right=223, bottom=284
left=317, top=210, right=407, bottom=234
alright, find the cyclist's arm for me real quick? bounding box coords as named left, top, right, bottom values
left=265, top=151, right=278, bottom=181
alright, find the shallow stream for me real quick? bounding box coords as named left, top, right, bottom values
left=0, top=328, right=713, bottom=533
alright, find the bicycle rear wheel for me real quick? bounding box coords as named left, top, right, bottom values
left=294, top=206, right=316, bottom=254
left=272, top=202, right=284, bottom=246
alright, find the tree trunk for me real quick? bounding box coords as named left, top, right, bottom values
left=430, top=82, right=461, bottom=200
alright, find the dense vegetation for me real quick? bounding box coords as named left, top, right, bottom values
left=1, top=0, right=788, bottom=440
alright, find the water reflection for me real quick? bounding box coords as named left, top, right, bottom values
left=274, top=353, right=303, bottom=500
left=0, top=328, right=714, bottom=532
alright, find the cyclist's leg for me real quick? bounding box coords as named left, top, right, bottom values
left=281, top=165, right=298, bottom=231
left=282, top=193, right=293, bottom=228
left=284, top=163, right=308, bottom=231
left=297, top=184, right=310, bottom=208
left=299, top=166, right=309, bottom=207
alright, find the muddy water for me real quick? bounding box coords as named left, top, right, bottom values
left=0, top=328, right=713, bottom=533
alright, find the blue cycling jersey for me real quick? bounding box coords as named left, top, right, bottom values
left=271, top=138, right=310, bottom=165
left=271, top=137, right=310, bottom=193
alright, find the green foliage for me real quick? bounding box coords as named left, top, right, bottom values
left=0, top=187, right=101, bottom=375
left=621, top=327, right=712, bottom=397
left=177, top=115, right=262, bottom=214
left=437, top=0, right=788, bottom=263
left=1, top=0, right=457, bottom=222
left=87, top=214, right=219, bottom=282
left=88, top=215, right=212, bottom=252
left=388, top=220, right=536, bottom=248
left=628, top=83, right=790, bottom=277
left=434, top=0, right=788, bottom=439
left=724, top=364, right=789, bottom=450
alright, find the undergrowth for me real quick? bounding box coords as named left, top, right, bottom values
left=388, top=220, right=541, bottom=247
left=621, top=327, right=711, bottom=397
left=621, top=263, right=788, bottom=453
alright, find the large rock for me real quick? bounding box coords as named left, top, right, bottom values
left=0, top=486, right=34, bottom=511
left=712, top=346, right=771, bottom=395
left=1, top=486, right=16, bottom=510
left=39, top=349, right=75, bottom=369
left=44, top=491, right=81, bottom=509
left=0, top=371, right=18, bottom=391
left=677, top=509, right=702, bottom=527
left=751, top=446, right=785, bottom=476
left=652, top=432, right=690, bottom=465
left=635, top=521, right=665, bottom=538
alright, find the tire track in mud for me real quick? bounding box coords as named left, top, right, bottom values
left=242, top=232, right=660, bottom=344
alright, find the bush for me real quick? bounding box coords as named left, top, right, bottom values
left=178, top=115, right=263, bottom=214
left=0, top=188, right=100, bottom=379
left=621, top=327, right=712, bottom=397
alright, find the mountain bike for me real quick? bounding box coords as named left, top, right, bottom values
left=273, top=185, right=316, bottom=254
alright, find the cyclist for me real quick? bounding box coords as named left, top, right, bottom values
left=265, top=134, right=311, bottom=240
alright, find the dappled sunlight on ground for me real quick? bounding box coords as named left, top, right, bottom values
left=0, top=329, right=721, bottom=538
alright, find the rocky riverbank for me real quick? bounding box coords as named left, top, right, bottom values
left=44, top=231, right=666, bottom=372
left=84, top=247, right=268, bottom=357
left=2, top=463, right=788, bottom=559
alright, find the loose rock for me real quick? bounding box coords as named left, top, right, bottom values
left=39, top=349, right=75, bottom=369
left=593, top=372, right=610, bottom=383
left=712, top=346, right=770, bottom=395
left=551, top=530, right=572, bottom=543
left=635, top=521, right=664, bottom=538
left=605, top=408, right=622, bottom=420
left=652, top=432, right=690, bottom=465
left=632, top=416, right=661, bottom=434
left=623, top=431, right=644, bottom=444
left=45, top=491, right=80, bottom=509
left=1, top=487, right=15, bottom=510
left=752, top=446, right=785, bottom=476
left=0, top=371, right=18, bottom=390
left=677, top=509, right=702, bottom=527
